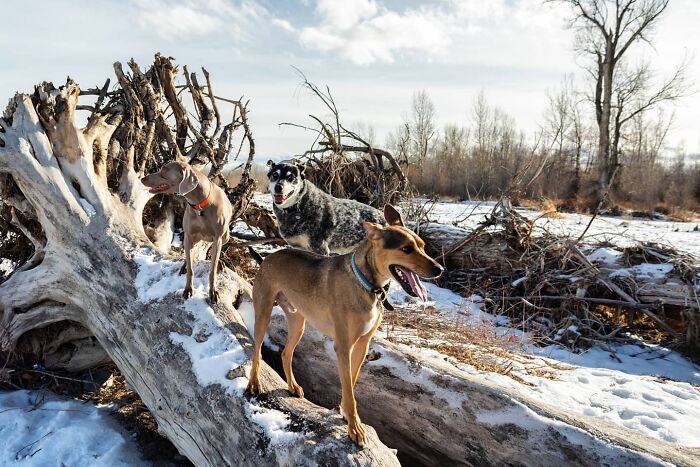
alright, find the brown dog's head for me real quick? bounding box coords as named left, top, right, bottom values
left=140, top=161, right=198, bottom=195
left=363, top=205, right=443, bottom=301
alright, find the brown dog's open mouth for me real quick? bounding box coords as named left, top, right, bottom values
left=389, top=265, right=428, bottom=302
left=149, top=183, right=170, bottom=194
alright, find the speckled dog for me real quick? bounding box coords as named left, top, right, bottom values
left=267, top=160, right=384, bottom=255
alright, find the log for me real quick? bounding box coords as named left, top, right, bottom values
left=262, top=315, right=700, bottom=466
left=0, top=64, right=399, bottom=466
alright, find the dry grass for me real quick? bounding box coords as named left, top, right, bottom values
left=539, top=199, right=567, bottom=219
left=380, top=303, right=570, bottom=384
left=668, top=208, right=697, bottom=222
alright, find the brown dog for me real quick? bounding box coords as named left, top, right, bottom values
left=246, top=205, right=442, bottom=445
left=141, top=161, right=232, bottom=303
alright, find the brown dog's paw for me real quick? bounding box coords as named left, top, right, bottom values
left=288, top=383, right=304, bottom=399
left=209, top=289, right=220, bottom=304
left=182, top=286, right=193, bottom=299
left=348, top=421, right=367, bottom=447
left=246, top=378, right=260, bottom=395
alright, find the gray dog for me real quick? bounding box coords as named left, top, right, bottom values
left=267, top=160, right=384, bottom=255
left=141, top=161, right=232, bottom=303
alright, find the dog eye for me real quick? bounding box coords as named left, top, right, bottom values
left=287, top=175, right=295, bottom=181
left=401, top=245, right=413, bottom=254
left=271, top=173, right=279, bottom=181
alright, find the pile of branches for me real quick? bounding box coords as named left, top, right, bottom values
left=0, top=53, right=257, bottom=275
left=0, top=53, right=258, bottom=370
left=421, top=199, right=700, bottom=358
left=281, top=71, right=407, bottom=208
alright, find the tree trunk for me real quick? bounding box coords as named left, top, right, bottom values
left=0, top=68, right=399, bottom=465
left=595, top=38, right=615, bottom=204
left=263, top=315, right=700, bottom=467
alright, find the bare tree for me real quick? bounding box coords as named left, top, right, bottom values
left=408, top=90, right=437, bottom=180
left=551, top=0, right=687, bottom=203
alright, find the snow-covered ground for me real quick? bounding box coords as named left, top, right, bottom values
left=420, top=198, right=700, bottom=257
left=2, top=195, right=699, bottom=463
left=0, top=390, right=147, bottom=466
left=388, top=281, right=700, bottom=448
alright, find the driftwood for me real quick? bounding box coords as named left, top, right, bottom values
left=263, top=314, right=700, bottom=467
left=416, top=200, right=700, bottom=351
left=280, top=70, right=407, bottom=208
left=0, top=57, right=399, bottom=465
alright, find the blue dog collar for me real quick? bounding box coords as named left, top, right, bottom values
left=351, top=252, right=393, bottom=310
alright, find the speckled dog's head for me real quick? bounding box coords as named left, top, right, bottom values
left=267, top=160, right=305, bottom=209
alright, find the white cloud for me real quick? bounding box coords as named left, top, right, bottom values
left=295, top=0, right=572, bottom=67
left=135, top=1, right=222, bottom=39
left=132, top=0, right=273, bottom=41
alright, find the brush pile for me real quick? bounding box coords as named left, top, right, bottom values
left=417, top=199, right=700, bottom=358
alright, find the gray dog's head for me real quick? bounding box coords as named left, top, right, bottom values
left=141, top=161, right=199, bottom=195
left=267, top=160, right=305, bottom=208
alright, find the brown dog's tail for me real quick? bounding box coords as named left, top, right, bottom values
left=248, top=246, right=264, bottom=265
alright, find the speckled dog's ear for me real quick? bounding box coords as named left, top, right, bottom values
left=297, top=163, right=306, bottom=179
left=267, top=159, right=275, bottom=168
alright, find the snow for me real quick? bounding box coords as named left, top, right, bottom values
left=419, top=198, right=700, bottom=258
left=133, top=247, right=303, bottom=446
left=587, top=247, right=624, bottom=265
left=610, top=262, right=675, bottom=280
left=1, top=258, right=15, bottom=275
left=394, top=277, right=700, bottom=448
left=366, top=342, right=468, bottom=410
left=79, top=197, right=96, bottom=217
left=0, top=390, right=147, bottom=466
left=475, top=398, right=668, bottom=466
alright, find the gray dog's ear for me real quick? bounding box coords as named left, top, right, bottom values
left=383, top=204, right=404, bottom=227
left=177, top=164, right=199, bottom=195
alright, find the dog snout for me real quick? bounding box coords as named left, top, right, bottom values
left=274, top=184, right=283, bottom=194
left=430, top=263, right=444, bottom=279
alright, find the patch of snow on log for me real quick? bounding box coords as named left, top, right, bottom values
left=133, top=248, right=304, bottom=446
left=0, top=390, right=148, bottom=466
left=79, top=197, right=96, bottom=217
left=610, top=262, right=674, bottom=280
left=587, top=247, right=624, bottom=265
left=0, top=258, right=15, bottom=275
left=475, top=397, right=668, bottom=467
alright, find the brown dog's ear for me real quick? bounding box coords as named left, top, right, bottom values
left=384, top=204, right=404, bottom=227
left=177, top=164, right=199, bottom=195
left=363, top=221, right=384, bottom=240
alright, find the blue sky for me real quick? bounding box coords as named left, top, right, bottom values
left=1, top=0, right=698, bottom=158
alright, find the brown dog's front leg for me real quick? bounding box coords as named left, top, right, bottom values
left=183, top=233, right=194, bottom=299
left=208, top=236, right=222, bottom=304
left=334, top=337, right=367, bottom=446
left=246, top=291, right=274, bottom=395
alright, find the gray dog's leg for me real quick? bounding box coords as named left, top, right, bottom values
left=183, top=234, right=194, bottom=299
left=208, top=236, right=222, bottom=304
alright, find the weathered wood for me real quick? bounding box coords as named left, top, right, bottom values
left=0, top=68, right=400, bottom=466
left=263, top=314, right=700, bottom=467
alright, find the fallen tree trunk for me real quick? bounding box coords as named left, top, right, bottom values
left=263, top=314, right=700, bottom=466
left=0, top=61, right=399, bottom=466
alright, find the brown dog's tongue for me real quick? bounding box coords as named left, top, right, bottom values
left=399, top=266, right=428, bottom=302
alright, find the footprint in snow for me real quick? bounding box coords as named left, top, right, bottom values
left=609, top=388, right=633, bottom=398
left=661, top=385, right=698, bottom=400
left=641, top=392, right=664, bottom=402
